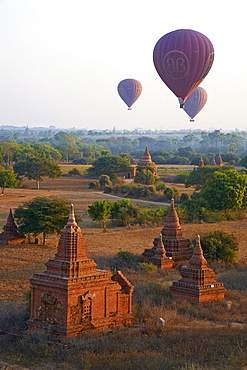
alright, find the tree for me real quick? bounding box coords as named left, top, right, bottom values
left=15, top=143, right=62, bottom=161
left=200, top=231, right=238, bottom=263
left=68, top=168, right=81, bottom=176
left=185, top=165, right=234, bottom=190
left=164, top=187, right=180, bottom=201
left=240, top=154, right=247, bottom=168
left=14, top=197, right=71, bottom=245
left=110, top=199, right=139, bottom=226
left=201, top=170, right=247, bottom=212
left=88, top=200, right=113, bottom=231
left=87, top=156, right=132, bottom=179
left=99, top=175, right=112, bottom=188
left=134, top=168, right=156, bottom=185
left=120, top=153, right=131, bottom=162
left=177, top=146, right=196, bottom=159
left=14, top=157, right=62, bottom=189
left=0, top=170, right=19, bottom=194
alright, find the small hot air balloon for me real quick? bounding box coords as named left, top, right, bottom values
left=153, top=29, right=214, bottom=108
left=117, top=79, right=142, bottom=110
left=179, top=87, right=208, bottom=122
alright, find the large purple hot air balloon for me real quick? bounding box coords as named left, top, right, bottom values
left=117, top=79, right=142, bottom=110
left=153, top=29, right=214, bottom=107
left=179, top=86, right=208, bottom=122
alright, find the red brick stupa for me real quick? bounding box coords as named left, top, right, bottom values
left=142, top=199, right=193, bottom=268
left=170, top=235, right=226, bottom=304
left=215, top=153, right=224, bottom=166
left=137, top=145, right=157, bottom=176
left=27, top=205, right=134, bottom=337
left=0, top=208, right=25, bottom=245
left=198, top=157, right=204, bottom=168
left=210, top=156, right=217, bottom=166
left=149, top=234, right=173, bottom=269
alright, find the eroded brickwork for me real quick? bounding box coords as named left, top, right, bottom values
left=142, top=199, right=193, bottom=268
left=27, top=205, right=134, bottom=337
left=170, top=235, right=226, bottom=304
left=0, top=208, right=25, bottom=245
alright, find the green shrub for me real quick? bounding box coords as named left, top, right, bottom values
left=88, top=180, right=100, bottom=189
left=180, top=193, right=189, bottom=203
left=134, top=168, right=156, bottom=185
left=68, top=168, right=81, bottom=176
left=103, top=186, right=113, bottom=194
left=137, top=262, right=158, bottom=273
left=155, top=181, right=166, bottom=192
left=200, top=231, right=238, bottom=263
left=99, top=174, right=112, bottom=188
left=164, top=187, right=180, bottom=201
left=174, top=172, right=189, bottom=184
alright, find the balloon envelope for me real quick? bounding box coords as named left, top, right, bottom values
left=180, top=87, right=208, bottom=121
left=153, top=29, right=214, bottom=105
left=117, top=79, right=142, bottom=109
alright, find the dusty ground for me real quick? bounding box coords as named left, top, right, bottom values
left=0, top=175, right=247, bottom=301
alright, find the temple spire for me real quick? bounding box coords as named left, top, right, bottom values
left=4, top=208, right=17, bottom=233
left=136, top=145, right=157, bottom=176
left=66, top=204, right=77, bottom=227
left=155, top=234, right=166, bottom=258
left=161, top=198, right=182, bottom=238
left=198, top=157, right=204, bottom=168
left=149, top=233, right=173, bottom=269
left=188, top=235, right=207, bottom=268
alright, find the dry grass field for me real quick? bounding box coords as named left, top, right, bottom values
left=0, top=171, right=247, bottom=369
left=0, top=172, right=247, bottom=301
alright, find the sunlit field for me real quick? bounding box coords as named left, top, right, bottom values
left=0, top=165, right=247, bottom=369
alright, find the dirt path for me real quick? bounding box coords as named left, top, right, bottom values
left=101, top=192, right=170, bottom=206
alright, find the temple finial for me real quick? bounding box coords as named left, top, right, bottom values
left=189, top=234, right=207, bottom=268
left=67, top=204, right=77, bottom=226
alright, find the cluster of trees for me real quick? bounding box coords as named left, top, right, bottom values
left=94, top=130, right=246, bottom=155
left=14, top=197, right=71, bottom=244
left=88, top=199, right=140, bottom=231
left=1, top=129, right=247, bottom=166
left=11, top=195, right=239, bottom=263
left=181, top=167, right=247, bottom=221
left=0, top=134, right=107, bottom=165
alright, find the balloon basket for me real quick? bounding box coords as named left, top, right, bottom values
left=127, top=108, right=132, bottom=110
left=190, top=119, right=195, bottom=122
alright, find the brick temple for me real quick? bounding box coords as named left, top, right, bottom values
left=148, top=234, right=173, bottom=269
left=27, top=205, right=134, bottom=337
left=126, top=145, right=157, bottom=179
left=136, top=145, right=157, bottom=176
left=0, top=208, right=25, bottom=245
left=170, top=235, right=226, bottom=304
left=142, top=199, right=193, bottom=268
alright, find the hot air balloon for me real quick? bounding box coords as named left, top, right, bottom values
left=179, top=87, right=208, bottom=122
left=153, top=29, right=214, bottom=108
left=117, top=79, right=142, bottom=110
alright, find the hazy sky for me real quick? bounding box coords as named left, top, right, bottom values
left=0, top=0, right=245, bottom=132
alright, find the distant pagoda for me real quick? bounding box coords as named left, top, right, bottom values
left=215, top=153, right=224, bottom=166
left=210, top=156, right=217, bottom=166
left=137, top=145, right=157, bottom=176
left=27, top=205, right=134, bottom=337
left=128, top=145, right=158, bottom=179
left=0, top=208, right=25, bottom=245
left=198, top=157, right=204, bottom=168
left=142, top=199, right=193, bottom=268
left=170, top=235, right=226, bottom=304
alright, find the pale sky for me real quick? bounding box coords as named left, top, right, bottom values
left=0, top=0, right=245, bottom=132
